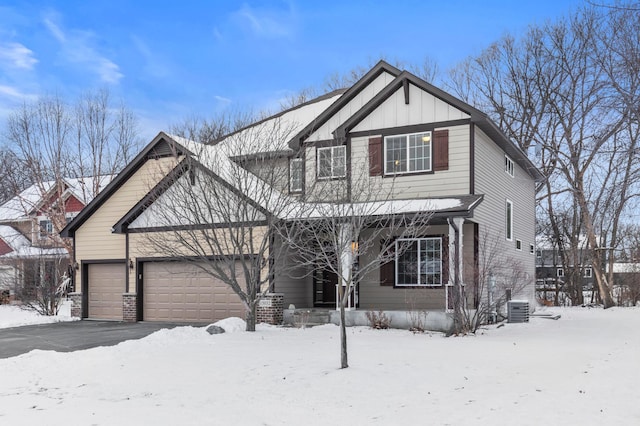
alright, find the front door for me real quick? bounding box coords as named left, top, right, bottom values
left=313, top=268, right=358, bottom=308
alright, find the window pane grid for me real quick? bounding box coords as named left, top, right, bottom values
left=317, top=146, right=346, bottom=179
left=396, top=237, right=442, bottom=286
left=385, top=132, right=432, bottom=174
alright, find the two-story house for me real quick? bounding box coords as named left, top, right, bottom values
left=0, top=177, right=111, bottom=301
left=61, top=61, right=542, bottom=329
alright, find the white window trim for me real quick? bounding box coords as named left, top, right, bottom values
left=317, top=146, right=346, bottom=179
left=584, top=267, right=593, bottom=278
left=557, top=268, right=565, bottom=277
left=383, top=131, right=432, bottom=175
left=505, top=155, right=514, bottom=177
left=530, top=244, right=535, bottom=255
left=395, top=237, right=442, bottom=287
left=289, top=158, right=303, bottom=193
left=516, top=239, right=522, bottom=251
left=37, top=217, right=53, bottom=240
left=506, top=199, right=513, bottom=241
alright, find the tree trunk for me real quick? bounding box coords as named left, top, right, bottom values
left=246, top=302, right=256, bottom=332
left=339, top=300, right=348, bottom=369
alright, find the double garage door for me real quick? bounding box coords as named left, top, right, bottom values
left=87, top=261, right=244, bottom=322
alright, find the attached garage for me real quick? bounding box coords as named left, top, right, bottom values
left=142, top=261, right=245, bottom=322
left=86, top=262, right=126, bottom=320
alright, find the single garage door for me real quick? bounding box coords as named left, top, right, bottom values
left=87, top=263, right=126, bottom=320
left=143, top=262, right=245, bottom=322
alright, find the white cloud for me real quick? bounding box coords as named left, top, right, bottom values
left=214, top=95, right=232, bottom=104
left=0, top=42, right=38, bottom=70
left=42, top=11, right=123, bottom=84
left=234, top=3, right=296, bottom=39
left=0, top=84, right=37, bottom=101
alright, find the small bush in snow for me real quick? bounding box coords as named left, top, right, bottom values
left=365, top=310, right=391, bottom=329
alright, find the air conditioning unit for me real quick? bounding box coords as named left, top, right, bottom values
left=507, top=300, right=530, bottom=323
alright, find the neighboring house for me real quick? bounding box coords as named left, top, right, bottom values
left=0, top=177, right=111, bottom=300
left=609, top=263, right=640, bottom=306
left=535, top=235, right=596, bottom=305
left=62, top=61, right=542, bottom=328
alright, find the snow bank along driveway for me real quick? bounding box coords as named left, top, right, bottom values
left=1, top=308, right=638, bottom=425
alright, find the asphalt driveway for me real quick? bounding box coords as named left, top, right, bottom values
left=0, top=320, right=203, bottom=359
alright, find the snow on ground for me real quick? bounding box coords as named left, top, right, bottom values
left=0, top=301, right=76, bottom=329
left=1, top=307, right=639, bottom=425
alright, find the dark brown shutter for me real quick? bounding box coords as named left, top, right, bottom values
left=441, top=234, right=450, bottom=285
left=433, top=129, right=449, bottom=171
left=379, top=240, right=396, bottom=286
left=369, top=136, right=383, bottom=176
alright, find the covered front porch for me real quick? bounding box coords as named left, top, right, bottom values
left=274, top=206, right=481, bottom=332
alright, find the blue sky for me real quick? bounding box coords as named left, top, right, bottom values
left=0, top=0, right=590, bottom=140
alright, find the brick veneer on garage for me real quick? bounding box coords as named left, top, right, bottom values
left=69, top=292, right=82, bottom=318
left=256, top=293, right=284, bottom=325
left=122, top=293, right=137, bottom=322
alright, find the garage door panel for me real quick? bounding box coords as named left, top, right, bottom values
left=144, top=261, right=245, bottom=322
left=87, top=263, right=126, bottom=320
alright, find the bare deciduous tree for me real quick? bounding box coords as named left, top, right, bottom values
left=447, top=4, right=640, bottom=308
left=277, top=162, right=434, bottom=368
left=137, top=117, right=298, bottom=331
left=3, top=89, right=141, bottom=312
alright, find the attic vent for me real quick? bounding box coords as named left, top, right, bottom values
left=507, top=300, right=530, bottom=323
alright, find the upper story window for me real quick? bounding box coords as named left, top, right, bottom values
left=505, top=155, right=514, bottom=177
left=39, top=219, right=53, bottom=239
left=384, top=131, right=432, bottom=175
left=395, top=237, right=442, bottom=287
left=584, top=267, right=593, bottom=278
left=506, top=199, right=513, bottom=241
left=317, top=146, right=346, bottom=179
left=289, top=158, right=303, bottom=193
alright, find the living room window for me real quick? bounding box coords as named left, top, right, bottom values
left=384, top=131, right=432, bottom=175
left=395, top=237, right=442, bottom=286
left=317, top=146, right=346, bottom=179
left=289, top=158, right=303, bottom=192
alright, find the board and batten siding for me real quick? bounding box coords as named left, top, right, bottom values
left=472, top=128, right=536, bottom=301
left=75, top=157, right=180, bottom=264
left=350, top=124, right=471, bottom=200
left=306, top=71, right=397, bottom=143
left=351, top=83, right=470, bottom=133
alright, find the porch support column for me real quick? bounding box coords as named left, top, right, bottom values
left=338, top=224, right=354, bottom=311
left=448, top=217, right=465, bottom=286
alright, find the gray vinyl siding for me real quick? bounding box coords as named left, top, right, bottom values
left=358, top=224, right=475, bottom=310
left=239, top=157, right=290, bottom=193
left=350, top=124, right=471, bottom=200
left=273, top=238, right=313, bottom=308
left=473, top=128, right=536, bottom=302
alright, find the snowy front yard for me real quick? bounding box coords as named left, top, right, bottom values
left=0, top=302, right=75, bottom=329
left=1, top=308, right=639, bottom=425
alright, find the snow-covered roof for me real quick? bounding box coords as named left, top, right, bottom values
left=0, top=246, right=68, bottom=259
left=0, top=225, right=30, bottom=251
left=213, top=91, right=344, bottom=154
left=0, top=175, right=114, bottom=222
